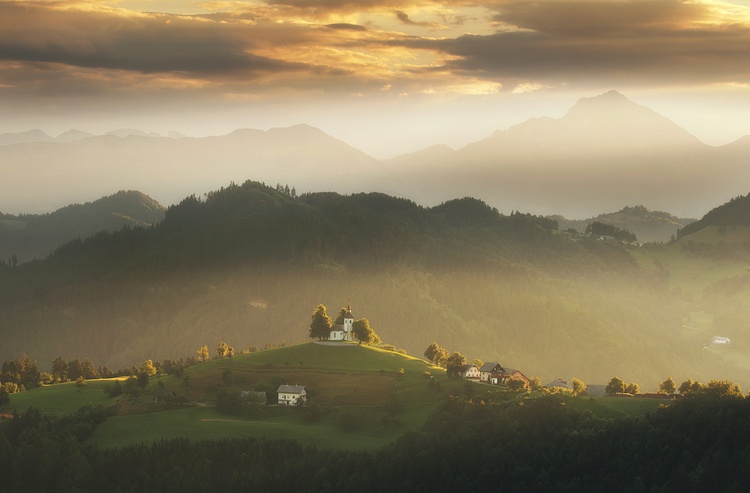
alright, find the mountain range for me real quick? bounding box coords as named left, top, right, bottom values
left=2, top=91, right=748, bottom=217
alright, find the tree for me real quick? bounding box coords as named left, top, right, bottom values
left=529, top=376, right=543, bottom=391
left=137, top=371, right=150, bottom=389
left=51, top=356, right=68, bottom=383
left=679, top=378, right=694, bottom=395
left=445, top=352, right=467, bottom=377
left=142, top=359, right=157, bottom=377
left=571, top=378, right=587, bottom=396
left=606, top=376, right=625, bottom=395
left=227, top=346, right=235, bottom=358
left=507, top=378, right=527, bottom=392
left=309, top=304, right=332, bottom=340
left=75, top=376, right=86, bottom=392
left=424, top=343, right=443, bottom=363
left=217, top=341, right=229, bottom=359
left=472, top=358, right=483, bottom=368
left=197, top=345, right=209, bottom=362
left=434, top=348, right=449, bottom=368
left=625, top=382, right=640, bottom=395
left=353, top=318, right=380, bottom=345
left=659, top=376, right=677, bottom=395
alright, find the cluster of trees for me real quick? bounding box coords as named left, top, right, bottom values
left=606, top=375, right=745, bottom=398
left=585, top=221, right=637, bottom=242
left=423, top=342, right=469, bottom=377
left=605, top=376, right=642, bottom=395
left=308, top=304, right=381, bottom=346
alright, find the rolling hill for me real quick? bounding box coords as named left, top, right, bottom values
left=0, top=190, right=165, bottom=262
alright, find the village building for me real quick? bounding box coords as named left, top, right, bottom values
left=480, top=362, right=504, bottom=383
left=328, top=305, right=355, bottom=341
left=277, top=385, right=307, bottom=406
left=459, top=364, right=481, bottom=379
left=479, top=362, right=530, bottom=388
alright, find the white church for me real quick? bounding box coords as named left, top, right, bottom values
left=328, top=304, right=355, bottom=341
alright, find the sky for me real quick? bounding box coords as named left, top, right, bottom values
left=1, top=0, right=750, bottom=158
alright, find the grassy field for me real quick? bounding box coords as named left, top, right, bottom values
left=1, top=378, right=122, bottom=415
left=2, top=343, right=670, bottom=451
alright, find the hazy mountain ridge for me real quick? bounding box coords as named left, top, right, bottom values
left=551, top=205, right=696, bottom=243
left=1, top=91, right=748, bottom=218
left=0, top=190, right=165, bottom=262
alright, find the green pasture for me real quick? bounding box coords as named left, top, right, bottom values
left=0, top=378, right=122, bottom=415
left=88, top=405, right=398, bottom=451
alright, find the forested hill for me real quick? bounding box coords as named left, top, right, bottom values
left=18, top=181, right=572, bottom=277
left=551, top=205, right=695, bottom=243
left=677, top=193, right=750, bottom=239
left=0, top=181, right=745, bottom=390
left=0, top=190, right=165, bottom=263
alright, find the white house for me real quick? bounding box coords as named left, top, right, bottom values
left=459, top=364, right=481, bottom=379
left=328, top=305, right=355, bottom=341
left=277, top=385, right=307, bottom=406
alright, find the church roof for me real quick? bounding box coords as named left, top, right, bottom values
left=344, top=303, right=354, bottom=319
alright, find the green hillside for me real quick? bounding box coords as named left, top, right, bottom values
left=1, top=343, right=471, bottom=450
left=1, top=342, right=669, bottom=454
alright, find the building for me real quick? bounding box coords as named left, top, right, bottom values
left=459, top=364, right=481, bottom=379
left=328, top=304, right=355, bottom=341
left=480, top=362, right=504, bottom=383
left=277, top=385, right=307, bottom=406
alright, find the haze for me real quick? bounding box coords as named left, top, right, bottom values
left=2, top=0, right=750, bottom=160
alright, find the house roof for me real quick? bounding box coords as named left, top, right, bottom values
left=479, top=362, right=503, bottom=372
left=459, top=364, right=477, bottom=372
left=277, top=385, right=306, bottom=394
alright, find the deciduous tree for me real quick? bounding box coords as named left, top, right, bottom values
left=353, top=318, right=380, bottom=345
left=571, top=378, right=587, bottom=396
left=445, top=352, right=467, bottom=376
left=606, top=376, right=625, bottom=395
left=659, top=376, right=677, bottom=394
left=309, top=304, right=332, bottom=340
left=197, top=345, right=209, bottom=362
left=217, top=341, right=229, bottom=359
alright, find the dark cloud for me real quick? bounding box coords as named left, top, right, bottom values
left=394, top=10, right=441, bottom=28
left=0, top=3, right=308, bottom=75
left=326, top=23, right=368, bottom=31
left=394, top=0, right=750, bottom=87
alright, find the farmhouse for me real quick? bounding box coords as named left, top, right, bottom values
left=328, top=305, right=355, bottom=341
left=459, top=364, right=481, bottom=379
left=277, top=385, right=307, bottom=406
left=480, top=362, right=504, bottom=383
left=479, top=362, right=530, bottom=388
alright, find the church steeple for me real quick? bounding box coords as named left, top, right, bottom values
left=343, top=304, right=354, bottom=340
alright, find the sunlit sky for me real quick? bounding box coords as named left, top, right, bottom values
left=2, top=0, right=750, bottom=157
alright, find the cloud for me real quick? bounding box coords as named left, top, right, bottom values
left=394, top=10, right=444, bottom=29
left=0, top=2, right=311, bottom=76
left=392, top=0, right=750, bottom=88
